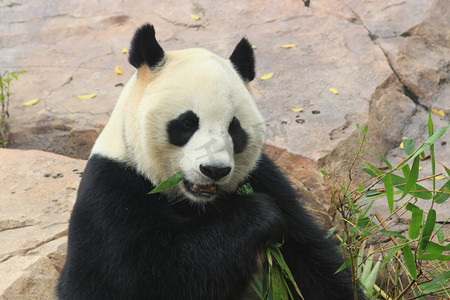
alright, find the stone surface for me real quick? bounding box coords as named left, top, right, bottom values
left=0, top=149, right=86, bottom=299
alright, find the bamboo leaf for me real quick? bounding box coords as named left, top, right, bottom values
left=400, top=156, right=420, bottom=200
left=335, top=258, right=351, bottom=274
left=148, top=171, right=184, bottom=194
left=381, top=245, right=402, bottom=268
left=329, top=87, right=339, bottom=95
left=435, top=224, right=445, bottom=244
left=419, top=209, right=436, bottom=253
left=428, top=113, right=436, bottom=197
left=383, top=174, right=394, bottom=213
left=76, top=93, right=97, bottom=100
left=364, top=261, right=381, bottom=294
left=407, top=203, right=423, bottom=239
left=22, top=98, right=39, bottom=106
left=403, top=125, right=450, bottom=166
left=403, top=138, right=415, bottom=156
left=360, top=247, right=373, bottom=283
left=402, top=245, right=417, bottom=280
left=260, top=72, right=274, bottom=80
left=435, top=180, right=450, bottom=204
left=390, top=174, right=432, bottom=199
left=377, top=230, right=406, bottom=240
left=420, top=271, right=450, bottom=293
left=324, top=225, right=337, bottom=239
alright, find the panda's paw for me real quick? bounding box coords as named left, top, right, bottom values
left=240, top=193, right=286, bottom=243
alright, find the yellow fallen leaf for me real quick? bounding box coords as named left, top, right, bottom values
left=329, top=87, right=339, bottom=95
left=281, top=44, right=296, bottom=48
left=260, top=72, right=274, bottom=80
left=115, top=65, right=124, bottom=75
left=251, top=45, right=257, bottom=50
left=435, top=175, right=447, bottom=181
left=190, top=14, right=201, bottom=20
left=431, top=108, right=445, bottom=117
left=418, top=166, right=422, bottom=171
left=76, top=93, right=97, bottom=100
left=22, top=98, right=39, bottom=106
left=291, top=108, right=304, bottom=112
left=121, top=47, right=128, bottom=54
left=399, top=137, right=408, bottom=149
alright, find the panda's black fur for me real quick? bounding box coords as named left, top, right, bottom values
left=57, top=24, right=364, bottom=300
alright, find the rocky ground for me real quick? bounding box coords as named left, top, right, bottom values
left=1, top=0, right=449, bottom=298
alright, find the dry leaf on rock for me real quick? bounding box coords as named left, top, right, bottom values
left=431, top=108, right=445, bottom=117
left=399, top=137, right=408, bottom=149
left=190, top=14, right=201, bottom=20
left=290, top=108, right=304, bottom=112
left=251, top=45, right=257, bottom=49
left=281, top=44, right=296, bottom=48
left=260, top=72, right=274, bottom=80
left=329, top=87, right=339, bottom=95
left=435, top=175, right=447, bottom=181
left=115, top=66, right=124, bottom=75
left=22, top=98, right=39, bottom=106
left=76, top=93, right=97, bottom=100
left=121, top=47, right=128, bottom=54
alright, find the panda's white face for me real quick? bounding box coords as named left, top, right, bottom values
left=92, top=25, right=265, bottom=204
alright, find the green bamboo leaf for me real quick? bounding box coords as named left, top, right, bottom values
left=356, top=123, right=362, bottom=144
left=237, top=183, right=254, bottom=195
left=383, top=174, right=394, bottom=213
left=148, top=171, right=184, bottom=194
left=400, top=156, right=420, bottom=200
left=390, top=174, right=432, bottom=199
left=324, top=225, right=337, bottom=239
left=377, top=230, right=406, bottom=240
left=419, top=209, right=436, bottom=253
left=250, top=275, right=264, bottom=299
left=364, top=161, right=385, bottom=177
left=425, top=241, right=444, bottom=256
left=363, top=261, right=381, bottom=294
left=403, top=125, right=450, bottom=167
left=270, top=264, right=287, bottom=300
left=435, top=180, right=450, bottom=204
left=435, top=224, right=445, bottom=244
left=428, top=113, right=437, bottom=198
left=403, top=138, right=415, bottom=156
left=402, top=245, right=417, bottom=280
left=407, top=204, right=423, bottom=239
left=269, top=247, right=303, bottom=299
left=335, top=258, right=351, bottom=274
left=359, top=167, right=378, bottom=178
left=420, top=271, right=450, bottom=294
left=357, top=242, right=366, bottom=276
left=381, top=245, right=402, bottom=268
left=363, top=125, right=368, bottom=135
left=360, top=248, right=373, bottom=283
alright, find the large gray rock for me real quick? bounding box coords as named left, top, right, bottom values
left=0, top=149, right=86, bottom=299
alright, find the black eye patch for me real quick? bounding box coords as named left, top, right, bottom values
left=167, top=110, right=199, bottom=146
left=228, top=117, right=248, bottom=153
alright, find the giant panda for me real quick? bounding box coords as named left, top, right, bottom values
left=57, top=24, right=363, bottom=300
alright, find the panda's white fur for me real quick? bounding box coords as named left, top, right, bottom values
left=92, top=48, right=265, bottom=203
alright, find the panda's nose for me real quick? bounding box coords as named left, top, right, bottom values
left=200, top=164, right=231, bottom=180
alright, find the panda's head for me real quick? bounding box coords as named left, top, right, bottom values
left=92, top=24, right=265, bottom=204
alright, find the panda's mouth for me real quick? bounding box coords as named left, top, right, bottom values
left=183, top=180, right=217, bottom=197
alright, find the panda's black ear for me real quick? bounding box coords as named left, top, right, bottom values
left=229, top=38, right=255, bottom=82
left=128, top=24, right=165, bottom=69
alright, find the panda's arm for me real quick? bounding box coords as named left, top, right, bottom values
left=248, top=154, right=364, bottom=300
